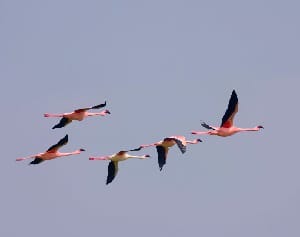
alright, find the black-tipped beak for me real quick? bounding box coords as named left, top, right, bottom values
left=80, top=148, right=86, bottom=151
left=258, top=125, right=264, bottom=129
left=106, top=110, right=111, bottom=114
left=197, top=139, right=203, bottom=142
left=145, top=155, right=150, bottom=158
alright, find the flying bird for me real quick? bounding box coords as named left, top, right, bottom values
left=191, top=90, right=264, bottom=137
left=44, top=101, right=110, bottom=129
left=133, top=136, right=202, bottom=171
left=16, top=135, right=85, bottom=165
left=89, top=150, right=150, bottom=185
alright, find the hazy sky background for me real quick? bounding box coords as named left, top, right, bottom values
left=1, top=1, right=300, bottom=236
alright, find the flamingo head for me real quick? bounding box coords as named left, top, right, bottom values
left=257, top=125, right=264, bottom=129
left=196, top=138, right=203, bottom=142
left=104, top=110, right=111, bottom=114
left=79, top=148, right=86, bottom=151
left=145, top=155, right=150, bottom=158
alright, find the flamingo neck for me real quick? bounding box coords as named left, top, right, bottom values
left=186, top=139, right=201, bottom=144
left=87, top=111, right=109, bottom=116
left=128, top=155, right=147, bottom=159
left=238, top=127, right=260, bottom=132
left=59, top=150, right=81, bottom=156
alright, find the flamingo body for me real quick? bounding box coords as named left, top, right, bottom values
left=16, top=135, right=85, bottom=165
left=44, top=101, right=110, bottom=129
left=135, top=136, right=202, bottom=171
left=89, top=150, right=150, bottom=185
left=191, top=90, right=263, bottom=137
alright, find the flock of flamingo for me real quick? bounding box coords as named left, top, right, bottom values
left=16, top=90, right=264, bottom=185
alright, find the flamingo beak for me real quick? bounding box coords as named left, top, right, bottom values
left=197, top=139, right=203, bottom=142
left=145, top=155, right=150, bottom=158
left=106, top=110, right=111, bottom=114
left=80, top=148, right=86, bottom=151
left=258, top=125, right=264, bottom=129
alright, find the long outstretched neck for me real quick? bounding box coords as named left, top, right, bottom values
left=59, top=150, right=83, bottom=157
left=186, top=139, right=202, bottom=144
left=128, top=155, right=149, bottom=159
left=238, top=127, right=261, bottom=132
left=87, top=110, right=110, bottom=117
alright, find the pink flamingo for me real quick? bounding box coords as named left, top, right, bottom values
left=44, top=101, right=110, bottom=129
left=16, top=135, right=85, bottom=165
left=191, top=90, right=264, bottom=137
left=89, top=150, right=150, bottom=185
left=133, top=135, right=202, bottom=171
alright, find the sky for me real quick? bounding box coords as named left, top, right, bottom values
left=1, top=0, right=300, bottom=236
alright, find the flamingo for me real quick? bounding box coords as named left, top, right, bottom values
left=133, top=136, right=202, bottom=171
left=44, top=101, right=110, bottom=129
left=89, top=150, right=150, bottom=185
left=191, top=90, right=264, bottom=137
left=16, top=135, right=85, bottom=165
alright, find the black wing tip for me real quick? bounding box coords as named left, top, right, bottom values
left=92, top=101, right=107, bottom=109
left=61, top=134, right=68, bottom=143
left=106, top=161, right=116, bottom=185
left=201, top=122, right=214, bottom=130
left=156, top=146, right=166, bottom=171
left=52, top=124, right=60, bottom=129
left=52, top=117, right=70, bottom=129
left=231, top=90, right=238, bottom=99
left=129, top=147, right=142, bottom=151
left=29, top=158, right=44, bottom=165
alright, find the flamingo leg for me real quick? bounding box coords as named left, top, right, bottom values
left=89, top=157, right=109, bottom=160
left=191, top=131, right=213, bottom=135
left=44, top=113, right=65, bottom=118
left=16, top=155, right=36, bottom=161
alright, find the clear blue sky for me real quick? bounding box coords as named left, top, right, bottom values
left=1, top=1, right=300, bottom=236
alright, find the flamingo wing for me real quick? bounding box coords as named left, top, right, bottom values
left=52, top=117, right=72, bottom=129
left=221, top=90, right=238, bottom=128
left=116, top=151, right=127, bottom=156
left=201, top=122, right=215, bottom=130
left=74, top=101, right=106, bottom=113
left=29, top=158, right=44, bottom=165
left=91, top=101, right=107, bottom=109
left=106, top=161, right=119, bottom=185
left=156, top=146, right=168, bottom=171
left=173, top=138, right=187, bottom=154
left=129, top=147, right=142, bottom=151
left=46, top=135, right=68, bottom=152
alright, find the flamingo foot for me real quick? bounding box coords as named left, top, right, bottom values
left=16, top=158, right=26, bottom=161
